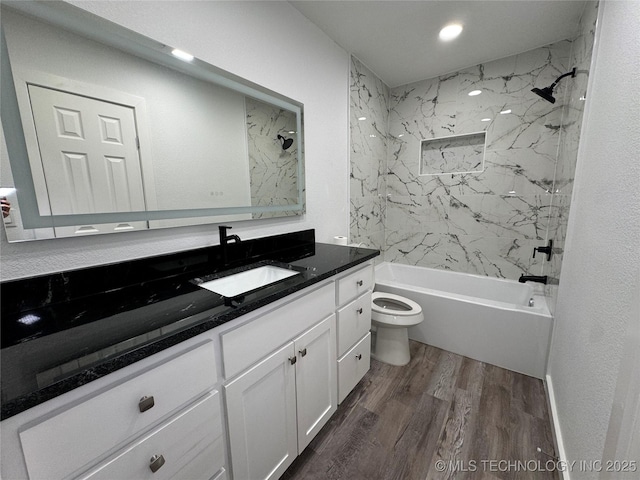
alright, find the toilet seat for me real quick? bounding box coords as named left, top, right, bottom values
left=371, top=291, right=424, bottom=366
left=371, top=292, right=421, bottom=316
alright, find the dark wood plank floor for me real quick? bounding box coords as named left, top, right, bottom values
left=281, top=341, right=559, bottom=480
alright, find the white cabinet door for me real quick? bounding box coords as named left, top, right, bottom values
left=294, top=314, right=337, bottom=453
left=225, top=343, right=298, bottom=480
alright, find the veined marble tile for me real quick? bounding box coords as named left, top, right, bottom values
left=446, top=234, right=539, bottom=279
left=485, top=100, right=563, bottom=157
left=350, top=196, right=384, bottom=240
left=246, top=97, right=299, bottom=206
left=351, top=117, right=388, bottom=158
left=351, top=57, right=389, bottom=125
left=384, top=230, right=449, bottom=268
left=546, top=194, right=572, bottom=245
left=351, top=152, right=383, bottom=198
left=448, top=194, right=552, bottom=240
left=350, top=229, right=385, bottom=253
left=385, top=195, right=449, bottom=234
left=447, top=148, right=556, bottom=196
left=386, top=142, right=451, bottom=197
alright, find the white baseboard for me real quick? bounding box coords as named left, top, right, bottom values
left=545, top=374, right=570, bottom=480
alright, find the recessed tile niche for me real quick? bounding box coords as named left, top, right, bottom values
left=420, top=131, right=486, bottom=175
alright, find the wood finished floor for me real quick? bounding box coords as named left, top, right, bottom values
left=281, top=341, right=559, bottom=480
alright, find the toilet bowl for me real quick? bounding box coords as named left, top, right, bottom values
left=371, top=292, right=424, bottom=366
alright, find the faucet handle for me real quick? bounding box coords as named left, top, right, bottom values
left=219, top=225, right=232, bottom=237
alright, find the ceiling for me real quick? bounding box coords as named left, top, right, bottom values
left=289, top=1, right=587, bottom=87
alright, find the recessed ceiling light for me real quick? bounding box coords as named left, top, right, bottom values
left=481, top=118, right=492, bottom=122
left=288, top=131, right=296, bottom=134
left=398, top=134, right=404, bottom=138
left=468, top=90, right=482, bottom=96
left=358, top=116, right=367, bottom=121
left=500, top=109, right=512, bottom=114
left=171, top=48, right=194, bottom=62
left=439, top=24, right=463, bottom=41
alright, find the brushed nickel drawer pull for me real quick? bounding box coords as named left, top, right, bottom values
left=139, top=395, right=155, bottom=413
left=299, top=348, right=307, bottom=357
left=149, top=454, right=165, bottom=473
left=356, top=280, right=364, bottom=287
left=356, top=353, right=362, bottom=360
left=357, top=307, right=363, bottom=314
left=290, top=356, right=297, bottom=365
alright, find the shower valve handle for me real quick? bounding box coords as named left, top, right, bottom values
left=533, top=240, right=553, bottom=261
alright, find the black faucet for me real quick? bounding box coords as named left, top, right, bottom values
left=533, top=240, right=553, bottom=261
left=219, top=225, right=241, bottom=265
left=519, top=274, right=548, bottom=284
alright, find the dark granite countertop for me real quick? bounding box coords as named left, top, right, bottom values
left=1, top=230, right=379, bottom=419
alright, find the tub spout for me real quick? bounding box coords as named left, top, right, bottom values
left=519, top=274, right=548, bottom=284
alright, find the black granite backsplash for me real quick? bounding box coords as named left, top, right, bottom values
left=1, top=229, right=379, bottom=419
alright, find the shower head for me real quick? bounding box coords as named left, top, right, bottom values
left=277, top=134, right=294, bottom=150
left=531, top=86, right=557, bottom=104
left=531, top=67, right=577, bottom=104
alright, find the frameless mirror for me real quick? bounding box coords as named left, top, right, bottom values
left=0, top=1, right=305, bottom=242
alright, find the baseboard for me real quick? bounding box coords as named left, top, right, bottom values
left=545, top=374, right=570, bottom=480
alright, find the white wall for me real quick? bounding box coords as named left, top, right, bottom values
left=547, top=0, right=640, bottom=477
left=1, top=1, right=350, bottom=280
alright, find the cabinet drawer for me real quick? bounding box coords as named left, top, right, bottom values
left=19, top=341, right=217, bottom=480
left=337, top=333, right=371, bottom=404
left=336, top=264, right=373, bottom=305
left=222, top=282, right=334, bottom=379
left=79, top=391, right=225, bottom=480
left=337, top=293, right=372, bottom=356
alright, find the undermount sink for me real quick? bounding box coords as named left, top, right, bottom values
left=198, top=265, right=300, bottom=297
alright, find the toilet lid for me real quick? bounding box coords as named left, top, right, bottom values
left=371, top=292, right=422, bottom=316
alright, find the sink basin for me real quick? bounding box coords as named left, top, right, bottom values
left=198, top=265, right=299, bottom=297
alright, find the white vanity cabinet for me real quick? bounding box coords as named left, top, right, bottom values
left=1, top=258, right=376, bottom=480
left=335, top=263, right=373, bottom=403
left=222, top=262, right=374, bottom=480
left=223, top=283, right=337, bottom=480
left=1, top=338, right=227, bottom=480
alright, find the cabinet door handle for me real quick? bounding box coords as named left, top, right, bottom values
left=289, top=356, right=297, bottom=365
left=139, top=395, right=155, bottom=413
left=149, top=454, right=165, bottom=473
left=356, top=353, right=362, bottom=360
left=357, top=307, right=363, bottom=314
left=299, top=348, right=307, bottom=357
left=356, top=280, right=364, bottom=287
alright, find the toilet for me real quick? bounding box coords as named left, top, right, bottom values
left=371, top=292, right=424, bottom=366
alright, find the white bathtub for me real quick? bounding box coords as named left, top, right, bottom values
left=374, top=262, right=552, bottom=379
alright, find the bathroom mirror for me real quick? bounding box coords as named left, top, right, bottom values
left=0, top=1, right=305, bottom=242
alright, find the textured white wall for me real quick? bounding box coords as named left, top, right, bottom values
left=1, top=0, right=350, bottom=280
left=547, top=0, right=640, bottom=476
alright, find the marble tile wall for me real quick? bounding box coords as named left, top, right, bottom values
left=546, top=1, right=598, bottom=312
left=349, top=3, right=596, bottom=285
left=384, top=40, right=572, bottom=280
left=245, top=97, right=300, bottom=219
left=349, top=57, right=389, bottom=251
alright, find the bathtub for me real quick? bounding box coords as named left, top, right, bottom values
left=374, top=262, right=552, bottom=379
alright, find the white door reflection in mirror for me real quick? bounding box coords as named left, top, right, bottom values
left=28, top=85, right=148, bottom=235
